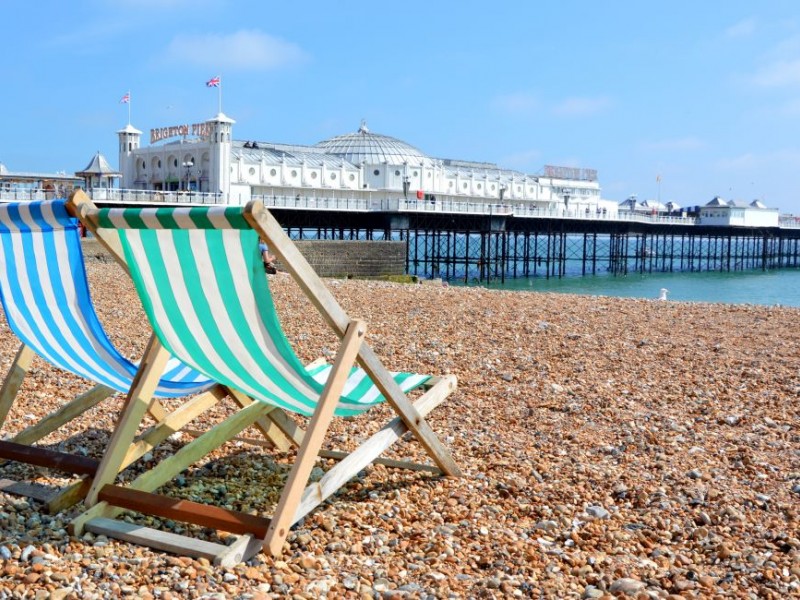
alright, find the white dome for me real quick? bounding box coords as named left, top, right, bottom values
left=315, top=122, right=429, bottom=166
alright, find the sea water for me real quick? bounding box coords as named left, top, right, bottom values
left=459, top=269, right=800, bottom=307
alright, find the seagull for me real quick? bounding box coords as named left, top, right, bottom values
left=657, top=288, right=669, bottom=301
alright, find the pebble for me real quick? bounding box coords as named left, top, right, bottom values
left=0, top=265, right=797, bottom=599
left=583, top=585, right=604, bottom=598
left=586, top=505, right=610, bottom=519
left=609, top=578, right=646, bottom=595
left=20, top=545, right=35, bottom=561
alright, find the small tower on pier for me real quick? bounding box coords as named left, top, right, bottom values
left=117, top=124, right=142, bottom=188
left=207, top=112, right=235, bottom=202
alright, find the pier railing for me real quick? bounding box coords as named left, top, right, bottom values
left=4, top=187, right=797, bottom=229
left=89, top=188, right=224, bottom=205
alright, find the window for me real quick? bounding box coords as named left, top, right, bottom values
left=413, top=170, right=418, bottom=176
left=173, top=159, right=178, bottom=168
left=291, top=170, right=297, bottom=178
left=330, top=173, right=337, bottom=180
left=394, top=170, right=401, bottom=176
left=477, top=183, right=482, bottom=190
left=373, top=169, right=380, bottom=176
left=349, top=174, right=355, bottom=181
left=158, top=160, right=162, bottom=169
left=270, top=168, right=277, bottom=176
left=249, top=167, right=256, bottom=175
left=311, top=172, right=318, bottom=179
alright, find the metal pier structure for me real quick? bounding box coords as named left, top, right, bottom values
left=267, top=206, right=800, bottom=283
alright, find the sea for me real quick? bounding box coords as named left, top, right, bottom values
left=456, top=269, right=800, bottom=307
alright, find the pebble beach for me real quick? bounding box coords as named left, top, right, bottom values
left=0, top=258, right=798, bottom=599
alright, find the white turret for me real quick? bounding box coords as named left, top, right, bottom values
left=117, top=123, right=142, bottom=188
left=207, top=112, right=235, bottom=202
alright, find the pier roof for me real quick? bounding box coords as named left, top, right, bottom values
left=76, top=151, right=120, bottom=177
left=315, top=121, right=430, bottom=167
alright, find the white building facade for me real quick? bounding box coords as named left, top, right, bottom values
left=117, top=114, right=613, bottom=215
left=698, top=197, right=779, bottom=227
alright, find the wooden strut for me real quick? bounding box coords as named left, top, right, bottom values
left=0, top=440, right=99, bottom=476
left=263, top=319, right=366, bottom=555
left=0, top=344, right=36, bottom=429
left=98, top=484, right=271, bottom=538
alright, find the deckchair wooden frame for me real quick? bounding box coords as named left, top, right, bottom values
left=0, top=200, right=286, bottom=513
left=66, top=191, right=461, bottom=564
left=0, top=338, right=231, bottom=512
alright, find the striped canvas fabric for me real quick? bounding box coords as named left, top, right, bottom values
left=95, top=206, right=430, bottom=417
left=0, top=200, right=212, bottom=398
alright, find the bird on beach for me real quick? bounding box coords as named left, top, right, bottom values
left=657, top=288, right=669, bottom=301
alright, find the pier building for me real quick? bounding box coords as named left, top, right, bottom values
left=115, top=112, right=616, bottom=217
left=0, top=162, right=82, bottom=198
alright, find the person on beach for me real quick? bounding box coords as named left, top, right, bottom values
left=259, top=238, right=277, bottom=274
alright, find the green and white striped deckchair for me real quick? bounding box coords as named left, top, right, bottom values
left=67, top=191, right=461, bottom=565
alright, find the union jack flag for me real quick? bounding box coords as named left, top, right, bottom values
left=119, top=92, right=130, bottom=104
left=206, top=76, right=221, bottom=88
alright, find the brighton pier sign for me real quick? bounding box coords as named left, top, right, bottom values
left=150, top=122, right=212, bottom=144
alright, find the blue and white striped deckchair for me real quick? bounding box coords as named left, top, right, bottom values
left=69, top=191, right=461, bottom=564
left=0, top=199, right=217, bottom=511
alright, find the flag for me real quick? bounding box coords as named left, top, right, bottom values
left=119, top=92, right=130, bottom=104
left=656, top=175, right=661, bottom=183
left=206, top=76, right=221, bottom=88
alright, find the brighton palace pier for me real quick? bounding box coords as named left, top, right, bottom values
left=2, top=111, right=800, bottom=281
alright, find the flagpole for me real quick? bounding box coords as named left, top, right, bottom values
left=219, top=77, right=223, bottom=114
left=128, top=90, right=131, bottom=125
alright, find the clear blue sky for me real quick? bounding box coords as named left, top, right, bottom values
left=3, top=0, right=800, bottom=212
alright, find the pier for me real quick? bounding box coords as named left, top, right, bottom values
left=271, top=207, right=800, bottom=283
left=3, top=188, right=800, bottom=282
left=248, top=193, right=800, bottom=282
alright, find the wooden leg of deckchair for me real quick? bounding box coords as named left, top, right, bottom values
left=146, top=399, right=175, bottom=423
left=45, top=477, right=94, bottom=514
left=357, top=345, right=462, bottom=478
left=226, top=388, right=291, bottom=452
left=262, top=408, right=305, bottom=446
left=10, top=384, right=114, bottom=446
left=70, top=400, right=273, bottom=535
left=295, top=353, right=461, bottom=480
left=0, top=344, right=36, bottom=430
left=119, top=386, right=227, bottom=471
left=263, top=320, right=366, bottom=557
left=293, top=374, right=456, bottom=524
left=83, top=335, right=171, bottom=507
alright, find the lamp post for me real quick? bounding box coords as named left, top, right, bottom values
left=182, top=160, right=194, bottom=192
